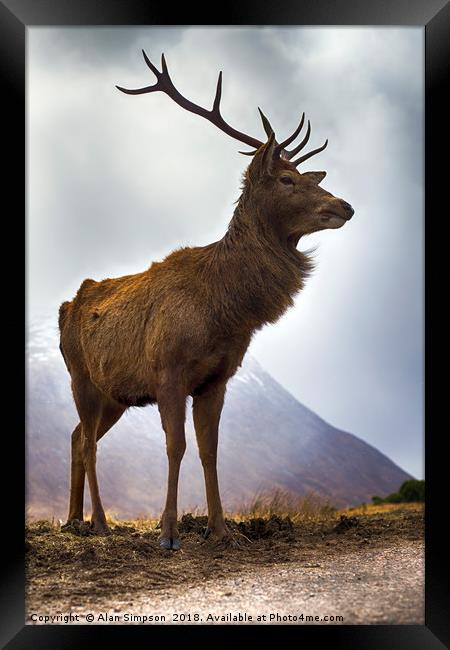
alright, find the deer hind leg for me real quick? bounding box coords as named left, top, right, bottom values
left=66, top=402, right=125, bottom=526
left=67, top=423, right=84, bottom=522
left=157, top=376, right=187, bottom=551
left=71, top=376, right=124, bottom=535
left=193, top=381, right=230, bottom=542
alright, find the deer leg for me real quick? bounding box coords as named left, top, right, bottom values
left=67, top=423, right=85, bottom=522
left=70, top=376, right=122, bottom=535
left=85, top=401, right=126, bottom=534
left=193, top=382, right=229, bottom=541
left=80, top=417, right=110, bottom=535
left=65, top=402, right=125, bottom=527
left=157, top=379, right=186, bottom=551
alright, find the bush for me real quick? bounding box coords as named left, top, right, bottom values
left=385, top=491, right=403, bottom=503
left=372, top=479, right=425, bottom=505
left=399, top=479, right=425, bottom=502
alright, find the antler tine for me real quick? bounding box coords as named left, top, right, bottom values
left=160, top=52, right=169, bottom=75
left=212, top=71, right=223, bottom=114
left=239, top=107, right=274, bottom=156
left=292, top=139, right=328, bottom=166
left=258, top=107, right=275, bottom=137
left=238, top=149, right=258, bottom=156
left=116, top=50, right=164, bottom=95
left=276, top=113, right=305, bottom=154
left=115, top=84, right=158, bottom=95
left=143, top=49, right=162, bottom=77
left=116, top=52, right=264, bottom=151
left=284, top=120, right=311, bottom=160
left=282, top=119, right=328, bottom=166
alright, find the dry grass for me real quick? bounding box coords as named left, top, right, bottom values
left=341, top=502, right=423, bottom=516
left=226, top=489, right=338, bottom=523
left=26, top=491, right=423, bottom=530
left=25, top=489, right=337, bottom=528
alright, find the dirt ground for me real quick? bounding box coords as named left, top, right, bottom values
left=25, top=504, right=424, bottom=625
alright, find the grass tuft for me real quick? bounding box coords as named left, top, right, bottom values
left=226, top=489, right=338, bottom=523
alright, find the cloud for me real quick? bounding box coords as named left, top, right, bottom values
left=27, top=27, right=424, bottom=479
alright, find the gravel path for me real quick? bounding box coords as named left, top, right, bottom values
left=34, top=539, right=423, bottom=625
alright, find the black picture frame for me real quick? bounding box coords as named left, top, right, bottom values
left=3, top=0, right=449, bottom=647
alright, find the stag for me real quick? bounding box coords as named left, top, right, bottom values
left=59, top=52, right=354, bottom=549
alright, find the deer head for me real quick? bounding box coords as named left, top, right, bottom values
left=243, top=134, right=354, bottom=247
left=117, top=52, right=354, bottom=246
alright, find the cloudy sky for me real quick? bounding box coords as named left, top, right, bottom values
left=27, top=27, right=424, bottom=479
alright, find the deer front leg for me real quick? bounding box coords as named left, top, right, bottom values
left=157, top=379, right=187, bottom=551
left=193, top=382, right=230, bottom=542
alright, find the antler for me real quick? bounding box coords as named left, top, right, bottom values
left=116, top=51, right=328, bottom=167
left=116, top=51, right=264, bottom=151
left=240, top=109, right=328, bottom=167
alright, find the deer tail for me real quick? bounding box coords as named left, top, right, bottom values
left=58, top=301, right=71, bottom=332
left=58, top=301, right=72, bottom=370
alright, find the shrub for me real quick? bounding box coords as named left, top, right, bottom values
left=372, top=479, right=424, bottom=505
left=399, top=479, right=425, bottom=502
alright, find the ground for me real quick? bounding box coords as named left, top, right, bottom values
left=26, top=503, right=424, bottom=625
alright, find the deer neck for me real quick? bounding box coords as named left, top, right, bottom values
left=209, top=202, right=313, bottom=333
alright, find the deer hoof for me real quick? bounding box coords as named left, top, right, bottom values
left=61, top=519, right=81, bottom=530
left=219, top=534, right=241, bottom=549
left=89, top=520, right=111, bottom=536
left=159, top=536, right=181, bottom=551
left=202, top=528, right=245, bottom=548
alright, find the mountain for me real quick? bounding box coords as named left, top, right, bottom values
left=26, top=319, right=412, bottom=519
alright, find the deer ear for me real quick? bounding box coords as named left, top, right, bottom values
left=247, top=132, right=277, bottom=182
left=301, top=171, right=327, bottom=184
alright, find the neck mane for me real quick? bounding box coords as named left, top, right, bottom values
left=201, top=196, right=314, bottom=335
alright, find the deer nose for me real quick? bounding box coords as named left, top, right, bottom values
left=341, top=201, right=354, bottom=219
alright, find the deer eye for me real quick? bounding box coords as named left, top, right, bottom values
left=279, top=175, right=294, bottom=185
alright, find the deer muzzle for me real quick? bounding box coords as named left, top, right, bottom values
left=318, top=199, right=354, bottom=222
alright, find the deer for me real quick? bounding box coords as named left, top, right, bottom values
left=58, top=51, right=354, bottom=550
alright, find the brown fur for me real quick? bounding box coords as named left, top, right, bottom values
left=59, top=135, right=353, bottom=545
